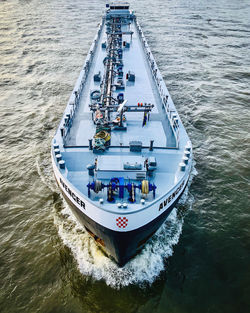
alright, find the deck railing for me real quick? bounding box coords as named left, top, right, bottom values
left=60, top=18, right=105, bottom=143
left=134, top=19, right=180, bottom=149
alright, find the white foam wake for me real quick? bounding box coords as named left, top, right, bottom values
left=54, top=204, right=181, bottom=288
left=54, top=165, right=197, bottom=288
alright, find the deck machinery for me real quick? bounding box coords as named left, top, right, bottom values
left=51, top=3, right=193, bottom=266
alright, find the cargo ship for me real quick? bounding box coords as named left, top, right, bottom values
left=51, top=2, right=193, bottom=266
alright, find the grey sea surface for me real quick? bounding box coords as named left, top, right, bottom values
left=0, top=0, right=249, bottom=312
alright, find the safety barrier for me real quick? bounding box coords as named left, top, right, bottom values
left=60, top=18, right=105, bottom=143
left=134, top=19, right=179, bottom=148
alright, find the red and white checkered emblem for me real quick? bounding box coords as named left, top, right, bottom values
left=116, top=217, right=128, bottom=228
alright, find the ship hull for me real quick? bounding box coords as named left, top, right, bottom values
left=51, top=4, right=193, bottom=267
left=58, top=180, right=188, bottom=266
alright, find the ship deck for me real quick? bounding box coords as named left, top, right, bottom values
left=65, top=20, right=176, bottom=148
left=59, top=147, right=185, bottom=213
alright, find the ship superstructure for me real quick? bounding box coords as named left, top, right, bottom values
left=51, top=3, right=192, bottom=266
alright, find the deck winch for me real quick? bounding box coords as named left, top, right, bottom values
left=87, top=177, right=156, bottom=203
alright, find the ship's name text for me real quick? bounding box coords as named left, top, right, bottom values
left=60, top=178, right=85, bottom=209
left=158, top=180, right=185, bottom=211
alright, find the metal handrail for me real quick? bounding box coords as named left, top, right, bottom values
left=134, top=19, right=180, bottom=148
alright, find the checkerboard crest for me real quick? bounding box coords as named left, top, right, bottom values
left=116, top=217, right=128, bottom=228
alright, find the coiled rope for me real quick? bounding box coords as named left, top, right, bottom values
left=94, top=130, right=111, bottom=142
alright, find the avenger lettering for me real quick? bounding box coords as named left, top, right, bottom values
left=158, top=181, right=185, bottom=211
left=59, top=178, right=85, bottom=209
